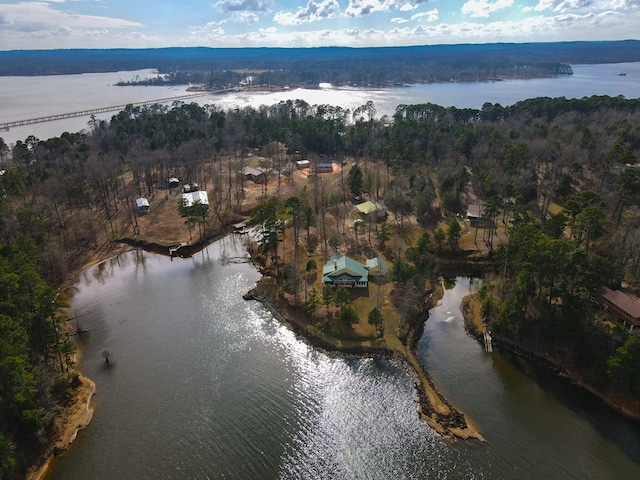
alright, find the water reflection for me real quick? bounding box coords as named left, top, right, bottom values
left=49, top=245, right=481, bottom=480
left=419, top=277, right=640, bottom=480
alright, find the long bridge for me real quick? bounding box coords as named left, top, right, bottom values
left=0, top=89, right=230, bottom=131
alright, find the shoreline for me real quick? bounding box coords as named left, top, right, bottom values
left=27, top=228, right=235, bottom=479
left=460, top=294, right=640, bottom=424
left=32, top=234, right=483, bottom=478
left=27, top=375, right=96, bottom=480
left=244, top=276, right=484, bottom=441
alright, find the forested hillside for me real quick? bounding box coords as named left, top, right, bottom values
left=2, top=41, right=640, bottom=85
left=2, top=93, right=640, bottom=475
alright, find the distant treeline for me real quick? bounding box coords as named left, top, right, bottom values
left=1, top=41, right=640, bottom=85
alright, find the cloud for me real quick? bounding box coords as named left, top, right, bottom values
left=273, top=0, right=340, bottom=25
left=230, top=11, right=260, bottom=23
left=391, top=17, right=410, bottom=23
left=461, top=0, right=513, bottom=18
left=345, top=0, right=430, bottom=17
left=526, top=0, right=592, bottom=12
left=214, top=0, right=272, bottom=12
left=0, top=2, right=142, bottom=31
left=175, top=6, right=638, bottom=49
left=412, top=8, right=439, bottom=21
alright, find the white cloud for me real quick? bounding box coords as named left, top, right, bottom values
left=527, top=0, right=592, bottom=12
left=230, top=11, right=260, bottom=23
left=412, top=8, right=439, bottom=21
left=214, top=0, right=272, bottom=12
left=461, top=0, right=513, bottom=18
left=345, top=0, right=429, bottom=17
left=273, top=0, right=339, bottom=25
left=391, top=17, right=410, bottom=23
left=0, top=1, right=142, bottom=31
left=174, top=5, right=637, bottom=48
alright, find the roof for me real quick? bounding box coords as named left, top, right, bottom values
left=135, top=197, right=149, bottom=208
left=182, top=190, right=209, bottom=208
left=242, top=166, right=264, bottom=177
left=356, top=201, right=386, bottom=215
left=322, top=253, right=368, bottom=283
left=599, top=286, right=640, bottom=320
left=366, top=257, right=388, bottom=273
left=467, top=203, right=485, bottom=219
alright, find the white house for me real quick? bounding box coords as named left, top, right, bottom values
left=136, top=197, right=150, bottom=213
left=182, top=190, right=209, bottom=210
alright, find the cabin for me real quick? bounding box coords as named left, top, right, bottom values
left=181, top=190, right=209, bottom=210
left=316, top=160, right=334, bottom=173
left=296, top=160, right=310, bottom=169
left=242, top=166, right=267, bottom=183
left=136, top=197, right=150, bottom=213
left=183, top=182, right=199, bottom=193
left=597, top=286, right=640, bottom=333
left=322, top=253, right=368, bottom=288
left=168, top=177, right=180, bottom=189
left=365, top=257, right=388, bottom=277
left=356, top=201, right=387, bottom=221
left=467, top=202, right=485, bottom=226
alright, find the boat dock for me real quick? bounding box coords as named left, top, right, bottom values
left=483, top=325, right=493, bottom=353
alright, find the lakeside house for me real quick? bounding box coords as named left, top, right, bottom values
left=597, top=286, right=640, bottom=333
left=135, top=197, right=150, bottom=213
left=322, top=254, right=389, bottom=288
left=316, top=160, right=334, bottom=173
left=466, top=202, right=485, bottom=225
left=356, top=201, right=388, bottom=221
left=182, top=190, right=209, bottom=210
left=242, top=166, right=267, bottom=183
left=296, top=159, right=310, bottom=169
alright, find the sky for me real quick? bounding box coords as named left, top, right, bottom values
left=0, top=0, right=639, bottom=50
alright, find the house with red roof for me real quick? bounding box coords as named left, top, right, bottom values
left=597, top=286, right=640, bottom=333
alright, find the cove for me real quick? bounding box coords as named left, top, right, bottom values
left=46, top=240, right=640, bottom=479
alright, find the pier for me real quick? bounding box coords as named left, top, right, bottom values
left=0, top=90, right=230, bottom=131
left=483, top=325, right=493, bottom=353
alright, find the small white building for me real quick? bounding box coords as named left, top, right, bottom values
left=136, top=197, right=150, bottom=213
left=296, top=160, right=310, bottom=169
left=182, top=190, right=209, bottom=210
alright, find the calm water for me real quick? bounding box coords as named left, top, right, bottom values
left=47, top=242, right=640, bottom=479
left=3, top=63, right=640, bottom=146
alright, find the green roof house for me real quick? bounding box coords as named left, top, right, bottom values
left=356, top=201, right=387, bottom=221
left=322, top=253, right=369, bottom=288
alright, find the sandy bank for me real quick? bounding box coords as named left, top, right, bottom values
left=27, top=375, right=95, bottom=480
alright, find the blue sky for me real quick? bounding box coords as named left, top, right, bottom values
left=0, top=0, right=638, bottom=50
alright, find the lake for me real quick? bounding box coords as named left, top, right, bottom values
left=2, top=62, right=640, bottom=147
left=46, top=243, right=640, bottom=480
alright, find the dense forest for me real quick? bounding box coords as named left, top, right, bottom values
left=2, top=40, right=640, bottom=85
left=2, top=92, right=640, bottom=476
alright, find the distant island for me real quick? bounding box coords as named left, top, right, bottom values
left=2, top=40, right=640, bottom=87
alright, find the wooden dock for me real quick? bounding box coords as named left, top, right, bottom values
left=483, top=325, right=493, bottom=353
left=0, top=89, right=231, bottom=131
